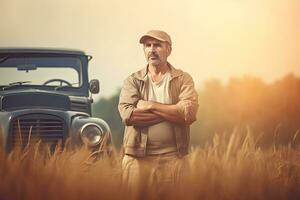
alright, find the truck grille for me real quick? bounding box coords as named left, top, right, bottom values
left=10, top=114, right=66, bottom=149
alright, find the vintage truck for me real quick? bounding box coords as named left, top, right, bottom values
left=0, top=48, right=112, bottom=152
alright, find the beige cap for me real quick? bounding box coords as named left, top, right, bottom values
left=139, top=30, right=172, bottom=46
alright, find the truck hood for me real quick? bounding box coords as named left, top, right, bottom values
left=0, top=89, right=70, bottom=111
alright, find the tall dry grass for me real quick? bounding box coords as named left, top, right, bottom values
left=0, top=130, right=299, bottom=200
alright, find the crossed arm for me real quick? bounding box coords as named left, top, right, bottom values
left=127, top=108, right=164, bottom=127
left=127, top=100, right=188, bottom=127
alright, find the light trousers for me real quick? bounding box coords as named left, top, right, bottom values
left=122, top=153, right=189, bottom=199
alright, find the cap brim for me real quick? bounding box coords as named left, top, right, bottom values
left=139, top=35, right=167, bottom=44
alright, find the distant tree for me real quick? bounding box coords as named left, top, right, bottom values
left=192, top=73, right=300, bottom=147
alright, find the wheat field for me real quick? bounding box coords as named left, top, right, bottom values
left=0, top=130, right=299, bottom=200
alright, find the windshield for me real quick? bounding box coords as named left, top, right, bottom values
left=0, top=56, right=82, bottom=88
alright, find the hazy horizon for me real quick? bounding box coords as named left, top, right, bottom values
left=1, top=0, right=299, bottom=99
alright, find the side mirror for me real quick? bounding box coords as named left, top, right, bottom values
left=89, top=79, right=99, bottom=94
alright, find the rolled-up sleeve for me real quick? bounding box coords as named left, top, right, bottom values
left=118, top=76, right=140, bottom=125
left=177, top=73, right=198, bottom=124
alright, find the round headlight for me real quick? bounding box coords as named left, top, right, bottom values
left=80, top=123, right=104, bottom=147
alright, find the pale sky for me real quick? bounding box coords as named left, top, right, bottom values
left=1, top=0, right=299, bottom=99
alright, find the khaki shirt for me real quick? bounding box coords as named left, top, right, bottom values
left=118, top=63, right=198, bottom=157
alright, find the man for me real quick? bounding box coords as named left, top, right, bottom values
left=118, top=30, right=198, bottom=196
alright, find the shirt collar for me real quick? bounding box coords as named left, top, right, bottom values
left=132, top=62, right=184, bottom=81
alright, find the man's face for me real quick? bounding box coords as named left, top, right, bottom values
left=143, top=37, right=171, bottom=67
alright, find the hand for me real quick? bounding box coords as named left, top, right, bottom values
left=137, top=100, right=153, bottom=111
left=176, top=100, right=193, bottom=116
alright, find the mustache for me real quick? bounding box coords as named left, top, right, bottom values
left=148, top=52, right=159, bottom=58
